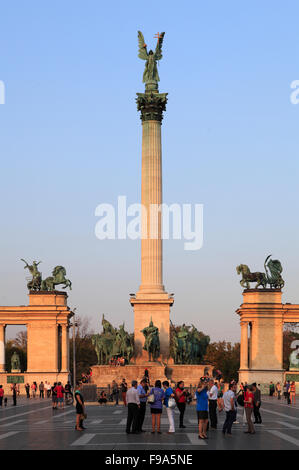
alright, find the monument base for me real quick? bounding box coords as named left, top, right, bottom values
left=91, top=363, right=213, bottom=388
left=130, top=295, right=174, bottom=363
left=238, top=368, right=284, bottom=393
left=0, top=371, right=70, bottom=395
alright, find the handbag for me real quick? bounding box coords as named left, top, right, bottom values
left=168, top=397, right=176, bottom=409
left=148, top=393, right=155, bottom=404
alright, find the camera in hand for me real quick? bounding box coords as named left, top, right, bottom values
left=200, top=376, right=210, bottom=385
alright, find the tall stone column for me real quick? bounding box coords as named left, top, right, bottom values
left=61, top=324, right=68, bottom=372
left=240, top=321, right=248, bottom=369
left=137, top=92, right=168, bottom=295
left=131, top=89, right=174, bottom=362
left=0, top=324, right=6, bottom=372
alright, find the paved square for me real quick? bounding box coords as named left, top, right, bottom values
left=0, top=396, right=299, bottom=450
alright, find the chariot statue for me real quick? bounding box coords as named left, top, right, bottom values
left=21, top=259, right=42, bottom=291
left=21, top=259, right=72, bottom=292
left=236, top=255, right=284, bottom=290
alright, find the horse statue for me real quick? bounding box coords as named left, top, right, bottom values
left=188, top=325, right=210, bottom=364
left=236, top=264, right=267, bottom=289
left=92, top=334, right=105, bottom=365
left=116, top=324, right=134, bottom=360
left=41, top=266, right=72, bottom=291
left=92, top=316, right=135, bottom=365
left=170, top=321, right=210, bottom=364
left=102, top=314, right=115, bottom=336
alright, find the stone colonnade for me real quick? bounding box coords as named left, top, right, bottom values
left=237, top=289, right=299, bottom=386
left=0, top=291, right=72, bottom=375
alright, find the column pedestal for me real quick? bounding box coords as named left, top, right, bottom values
left=237, top=289, right=284, bottom=388
left=131, top=295, right=173, bottom=363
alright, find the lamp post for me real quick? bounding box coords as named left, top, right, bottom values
left=70, top=308, right=77, bottom=390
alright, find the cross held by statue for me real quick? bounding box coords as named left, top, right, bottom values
left=154, top=32, right=163, bottom=43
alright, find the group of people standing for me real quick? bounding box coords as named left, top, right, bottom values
left=1, top=381, right=73, bottom=408
left=125, top=379, right=192, bottom=435
left=269, top=380, right=296, bottom=404
left=122, top=377, right=267, bottom=439
left=24, top=381, right=52, bottom=399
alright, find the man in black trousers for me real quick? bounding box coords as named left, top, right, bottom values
left=12, top=383, right=17, bottom=406
left=137, top=379, right=148, bottom=432
left=208, top=379, right=218, bottom=429
left=252, top=383, right=262, bottom=424
left=126, top=380, right=140, bottom=434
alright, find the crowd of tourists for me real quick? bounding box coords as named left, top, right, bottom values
left=44, top=374, right=296, bottom=435
left=94, top=376, right=264, bottom=437
left=86, top=373, right=298, bottom=438
left=0, top=380, right=74, bottom=408
left=1, top=375, right=297, bottom=437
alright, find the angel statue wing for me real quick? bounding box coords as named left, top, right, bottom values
left=138, top=31, right=148, bottom=60
left=154, top=32, right=165, bottom=61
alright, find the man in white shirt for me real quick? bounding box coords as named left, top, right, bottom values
left=126, top=380, right=140, bottom=434
left=222, top=382, right=237, bottom=435
left=45, top=381, right=51, bottom=398
left=208, top=379, right=218, bottom=429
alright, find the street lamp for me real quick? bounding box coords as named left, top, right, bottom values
left=69, top=308, right=78, bottom=390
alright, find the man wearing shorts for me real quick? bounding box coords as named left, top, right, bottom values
left=196, top=378, right=210, bottom=440
left=51, top=382, right=58, bottom=409
left=54, top=382, right=64, bottom=409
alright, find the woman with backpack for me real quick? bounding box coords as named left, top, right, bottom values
left=148, top=380, right=165, bottom=434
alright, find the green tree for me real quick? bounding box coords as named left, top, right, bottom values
left=204, top=341, right=240, bottom=382
left=69, top=317, right=97, bottom=381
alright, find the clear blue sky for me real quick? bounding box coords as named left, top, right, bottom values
left=1, top=1, right=299, bottom=342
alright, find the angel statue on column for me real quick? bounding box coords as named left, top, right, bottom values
left=138, top=31, right=165, bottom=88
